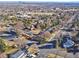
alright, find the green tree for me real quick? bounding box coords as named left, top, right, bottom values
left=76, top=21, right=79, bottom=27
left=11, top=16, right=17, bottom=21
left=40, top=23, right=47, bottom=30
left=22, top=19, right=33, bottom=28
left=3, top=15, right=8, bottom=22
left=0, top=38, right=7, bottom=52
left=51, top=20, right=59, bottom=27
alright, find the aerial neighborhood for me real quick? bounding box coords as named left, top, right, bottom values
left=0, top=1, right=79, bottom=58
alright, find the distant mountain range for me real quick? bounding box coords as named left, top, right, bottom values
left=0, top=1, right=79, bottom=7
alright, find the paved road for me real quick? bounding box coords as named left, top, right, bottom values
left=67, top=14, right=77, bottom=25
left=49, top=13, right=78, bottom=41
left=37, top=49, right=79, bottom=58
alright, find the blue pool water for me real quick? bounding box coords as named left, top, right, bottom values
left=61, top=36, right=74, bottom=48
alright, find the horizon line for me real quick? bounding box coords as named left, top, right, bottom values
left=0, top=1, right=79, bottom=3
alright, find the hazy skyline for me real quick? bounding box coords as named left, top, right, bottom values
left=0, top=0, right=78, bottom=2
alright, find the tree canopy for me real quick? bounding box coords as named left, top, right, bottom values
left=0, top=38, right=7, bottom=52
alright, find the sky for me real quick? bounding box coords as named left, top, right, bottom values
left=0, top=0, right=78, bottom=2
